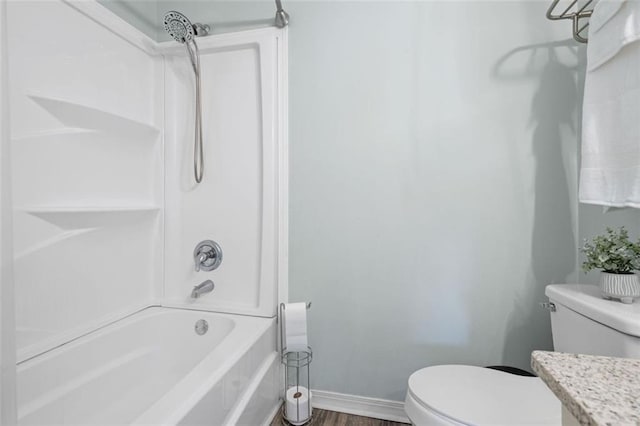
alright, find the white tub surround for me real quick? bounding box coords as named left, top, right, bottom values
left=8, top=0, right=163, bottom=363
left=0, top=0, right=18, bottom=423
left=7, top=0, right=288, bottom=425
left=532, top=351, right=640, bottom=426
left=161, top=27, right=288, bottom=318
left=8, top=0, right=287, bottom=353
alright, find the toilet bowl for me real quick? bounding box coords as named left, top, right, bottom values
left=405, top=365, right=561, bottom=425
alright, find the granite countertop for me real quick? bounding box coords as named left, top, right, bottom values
left=531, top=351, right=640, bottom=426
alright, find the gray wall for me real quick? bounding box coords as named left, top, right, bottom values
left=99, top=0, right=640, bottom=402
left=100, top=0, right=276, bottom=39
left=287, top=1, right=576, bottom=401
left=98, top=0, right=158, bottom=39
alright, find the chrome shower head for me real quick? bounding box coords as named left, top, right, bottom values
left=164, top=11, right=210, bottom=43
left=164, top=11, right=195, bottom=43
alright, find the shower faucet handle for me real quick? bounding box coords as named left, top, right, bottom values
left=194, top=240, right=223, bottom=272
left=195, top=252, right=208, bottom=272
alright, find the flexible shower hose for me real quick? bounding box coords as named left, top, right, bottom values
left=186, top=40, right=204, bottom=184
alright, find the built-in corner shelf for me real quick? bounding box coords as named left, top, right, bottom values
left=13, top=206, right=160, bottom=260
left=18, top=206, right=161, bottom=229
left=26, top=95, right=161, bottom=141
left=12, top=127, right=95, bottom=143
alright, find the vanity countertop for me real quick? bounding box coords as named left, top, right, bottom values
left=531, top=350, right=640, bottom=426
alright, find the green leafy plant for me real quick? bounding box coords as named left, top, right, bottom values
left=581, top=227, right=640, bottom=274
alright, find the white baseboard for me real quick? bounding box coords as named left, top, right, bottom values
left=311, top=390, right=410, bottom=424
left=262, top=400, right=282, bottom=426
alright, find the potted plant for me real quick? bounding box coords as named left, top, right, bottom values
left=581, top=226, right=640, bottom=304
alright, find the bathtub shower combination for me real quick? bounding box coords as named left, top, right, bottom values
left=5, top=0, right=288, bottom=424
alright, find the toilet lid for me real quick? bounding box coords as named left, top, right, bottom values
left=408, top=365, right=561, bottom=425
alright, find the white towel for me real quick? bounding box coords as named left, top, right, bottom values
left=579, top=0, right=640, bottom=207
left=588, top=0, right=640, bottom=71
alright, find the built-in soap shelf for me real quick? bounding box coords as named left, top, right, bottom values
left=19, top=206, right=160, bottom=229
left=25, top=94, right=161, bottom=140
left=21, top=205, right=160, bottom=213
left=12, top=127, right=95, bottom=142
left=11, top=128, right=159, bottom=148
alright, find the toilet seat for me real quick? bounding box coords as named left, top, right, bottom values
left=405, top=365, right=561, bottom=426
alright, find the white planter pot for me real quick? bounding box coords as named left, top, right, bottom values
left=599, top=272, right=640, bottom=304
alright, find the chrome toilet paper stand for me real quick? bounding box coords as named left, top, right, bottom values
left=279, top=302, right=313, bottom=425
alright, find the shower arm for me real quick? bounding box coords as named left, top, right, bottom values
left=275, top=0, right=289, bottom=28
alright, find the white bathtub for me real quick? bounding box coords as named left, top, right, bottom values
left=17, top=307, right=280, bottom=425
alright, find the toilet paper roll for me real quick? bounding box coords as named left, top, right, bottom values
left=285, top=386, right=312, bottom=425
left=284, top=302, right=308, bottom=353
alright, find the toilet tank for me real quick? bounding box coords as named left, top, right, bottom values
left=545, top=284, right=640, bottom=358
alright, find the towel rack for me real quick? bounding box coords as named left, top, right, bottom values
left=547, top=0, right=594, bottom=43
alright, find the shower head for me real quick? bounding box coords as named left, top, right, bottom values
left=164, top=11, right=195, bottom=43
left=163, top=11, right=209, bottom=43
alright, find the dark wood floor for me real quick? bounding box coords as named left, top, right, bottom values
left=270, top=406, right=409, bottom=426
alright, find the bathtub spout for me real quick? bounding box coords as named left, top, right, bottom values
left=191, top=280, right=214, bottom=299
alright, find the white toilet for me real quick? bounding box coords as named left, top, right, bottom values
left=405, top=284, right=640, bottom=425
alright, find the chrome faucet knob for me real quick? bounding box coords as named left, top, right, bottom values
left=193, top=240, right=223, bottom=272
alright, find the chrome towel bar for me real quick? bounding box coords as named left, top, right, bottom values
left=547, top=0, right=594, bottom=43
